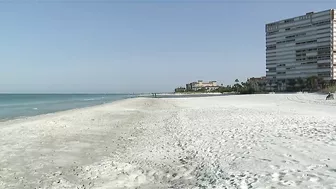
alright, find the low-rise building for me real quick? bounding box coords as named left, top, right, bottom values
left=186, top=80, right=219, bottom=91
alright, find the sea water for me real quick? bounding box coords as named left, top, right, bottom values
left=0, top=94, right=134, bottom=121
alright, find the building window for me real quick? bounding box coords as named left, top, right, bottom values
left=318, top=63, right=330, bottom=68
left=318, top=51, right=330, bottom=55
left=313, top=20, right=331, bottom=26
left=301, top=61, right=317, bottom=65
left=307, top=56, right=317, bottom=60
left=266, top=45, right=276, bottom=50
left=318, top=72, right=330, bottom=77
left=277, top=39, right=295, bottom=44
left=285, top=32, right=306, bottom=39
left=296, top=48, right=317, bottom=53
left=296, top=58, right=307, bottom=61
left=294, top=24, right=311, bottom=30
left=284, top=19, right=294, bottom=23
left=266, top=31, right=279, bottom=36
left=296, top=40, right=317, bottom=45
left=318, top=55, right=330, bottom=60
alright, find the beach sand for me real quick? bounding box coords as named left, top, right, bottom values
left=1, top=94, right=336, bottom=188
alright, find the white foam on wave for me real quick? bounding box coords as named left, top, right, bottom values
left=82, top=98, right=101, bottom=101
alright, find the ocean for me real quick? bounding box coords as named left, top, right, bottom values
left=0, top=94, right=135, bottom=121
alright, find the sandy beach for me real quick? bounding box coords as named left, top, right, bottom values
left=1, top=94, right=336, bottom=188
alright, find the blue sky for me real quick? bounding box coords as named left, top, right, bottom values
left=0, top=0, right=335, bottom=93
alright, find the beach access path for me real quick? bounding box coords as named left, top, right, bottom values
left=1, top=94, right=336, bottom=188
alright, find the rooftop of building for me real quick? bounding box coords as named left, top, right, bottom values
left=248, top=77, right=266, bottom=81
left=265, top=9, right=334, bottom=27
left=189, top=80, right=217, bottom=84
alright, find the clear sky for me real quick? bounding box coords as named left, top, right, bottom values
left=1, top=0, right=335, bottom=93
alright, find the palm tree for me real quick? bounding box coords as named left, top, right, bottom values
left=287, top=79, right=296, bottom=91
left=277, top=81, right=282, bottom=92
left=297, top=78, right=304, bottom=91
left=267, top=79, right=272, bottom=92
left=312, top=76, right=319, bottom=91
left=257, top=82, right=263, bottom=92
left=306, top=76, right=319, bottom=91
left=317, top=76, right=325, bottom=89
left=234, top=79, right=240, bottom=93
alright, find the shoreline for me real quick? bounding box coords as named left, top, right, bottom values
left=0, top=97, right=137, bottom=125
left=0, top=96, right=149, bottom=189
left=0, top=96, right=137, bottom=124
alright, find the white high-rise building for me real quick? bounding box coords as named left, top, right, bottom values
left=265, top=9, right=336, bottom=87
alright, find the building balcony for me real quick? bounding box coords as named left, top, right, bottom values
left=318, top=59, right=331, bottom=64
left=266, top=71, right=276, bottom=75
left=266, top=65, right=277, bottom=69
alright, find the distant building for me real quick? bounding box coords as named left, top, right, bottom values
left=266, top=9, right=336, bottom=90
left=186, top=80, right=219, bottom=91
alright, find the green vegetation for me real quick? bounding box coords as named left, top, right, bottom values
left=213, top=80, right=258, bottom=94
left=321, top=85, right=336, bottom=94
left=174, top=87, right=186, bottom=93
left=175, top=76, right=336, bottom=95
left=268, top=76, right=335, bottom=93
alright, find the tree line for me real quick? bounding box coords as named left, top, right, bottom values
left=214, top=79, right=258, bottom=94
left=175, top=76, right=336, bottom=94
left=219, top=76, right=336, bottom=94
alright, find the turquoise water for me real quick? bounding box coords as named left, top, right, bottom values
left=0, top=94, right=134, bottom=121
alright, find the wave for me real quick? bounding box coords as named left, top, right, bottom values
left=0, top=97, right=105, bottom=108
left=0, top=94, right=130, bottom=120
left=82, top=97, right=106, bottom=101
left=82, top=98, right=96, bottom=101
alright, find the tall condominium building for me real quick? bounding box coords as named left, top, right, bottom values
left=265, top=9, right=336, bottom=85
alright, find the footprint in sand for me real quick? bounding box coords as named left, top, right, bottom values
left=306, top=174, right=322, bottom=183
left=279, top=179, right=297, bottom=186
left=309, top=176, right=321, bottom=183
left=270, top=171, right=300, bottom=187
left=260, top=158, right=272, bottom=162
left=307, top=164, right=328, bottom=171
left=328, top=168, right=336, bottom=173
left=269, top=165, right=280, bottom=170
left=271, top=172, right=282, bottom=182
left=283, top=153, right=292, bottom=158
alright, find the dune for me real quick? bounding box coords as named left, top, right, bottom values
left=1, top=94, right=336, bottom=188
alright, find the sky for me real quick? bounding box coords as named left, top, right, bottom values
left=1, top=0, right=336, bottom=93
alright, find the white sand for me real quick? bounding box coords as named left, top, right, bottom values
left=1, top=94, right=336, bottom=188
